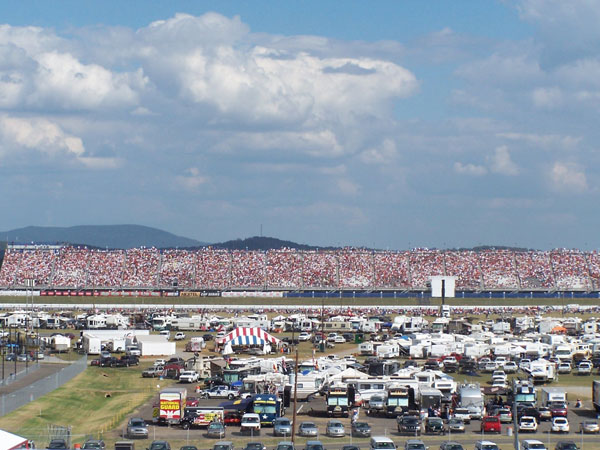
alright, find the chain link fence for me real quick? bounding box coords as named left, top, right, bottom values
left=0, top=361, right=41, bottom=387
left=0, top=355, right=87, bottom=417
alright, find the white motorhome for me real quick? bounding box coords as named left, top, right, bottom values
left=376, top=344, right=400, bottom=359
left=528, top=359, right=556, bottom=384
left=458, top=383, right=484, bottom=419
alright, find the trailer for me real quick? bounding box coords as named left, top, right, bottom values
left=593, top=380, right=600, bottom=413
left=541, top=387, right=567, bottom=407
left=154, top=387, right=188, bottom=425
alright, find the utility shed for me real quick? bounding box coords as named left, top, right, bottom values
left=136, top=335, right=176, bottom=356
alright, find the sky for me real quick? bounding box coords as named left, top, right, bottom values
left=0, top=0, right=599, bottom=250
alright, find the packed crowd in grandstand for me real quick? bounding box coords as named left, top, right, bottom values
left=1, top=246, right=600, bottom=292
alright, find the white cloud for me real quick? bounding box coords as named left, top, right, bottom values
left=549, top=161, right=588, bottom=193
left=453, top=162, right=487, bottom=176
left=335, top=178, right=360, bottom=196
left=78, top=156, right=122, bottom=169
left=0, top=115, right=84, bottom=157
left=175, top=167, right=209, bottom=191
left=489, top=145, right=519, bottom=176
left=531, top=86, right=563, bottom=109
left=359, top=139, right=398, bottom=164
left=497, top=131, right=580, bottom=149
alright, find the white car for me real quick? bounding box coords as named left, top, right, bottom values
left=154, top=359, right=167, bottom=367
left=327, top=333, right=338, bottom=343
left=557, top=362, right=571, bottom=374
left=519, top=416, right=538, bottom=433
left=577, top=361, right=593, bottom=375
left=179, top=370, right=199, bottom=383
left=126, top=346, right=141, bottom=356
left=298, top=332, right=312, bottom=341
left=503, top=361, right=518, bottom=373
left=519, top=359, right=531, bottom=371
left=491, top=370, right=507, bottom=381
left=491, top=378, right=507, bottom=389
left=174, top=332, right=186, bottom=341
left=551, top=417, right=569, bottom=433
left=334, top=335, right=346, bottom=344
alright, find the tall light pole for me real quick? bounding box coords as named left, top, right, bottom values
left=291, top=348, right=299, bottom=445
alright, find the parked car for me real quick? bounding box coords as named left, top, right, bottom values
left=298, top=332, right=312, bottom=342
left=298, top=422, right=318, bottom=437
left=82, top=440, right=106, bottom=450
left=496, top=407, right=512, bottom=423
left=203, top=333, right=215, bottom=341
left=503, top=361, right=518, bottom=373
left=179, top=370, right=200, bottom=383
left=241, top=413, right=261, bottom=436
left=351, top=421, right=372, bottom=437
left=142, top=366, right=163, bottom=377
left=579, top=420, right=600, bottom=433
left=538, top=406, right=552, bottom=422
left=577, top=361, right=592, bottom=375
left=440, top=443, right=464, bottom=450
left=201, top=386, right=239, bottom=399
left=326, top=420, right=345, bottom=437
left=551, top=417, right=569, bottom=433
left=550, top=402, right=568, bottom=417
left=481, top=416, right=501, bottom=434
left=557, top=362, right=572, bottom=374
left=224, top=411, right=242, bottom=426
left=474, top=442, right=500, bottom=450
left=554, top=441, right=579, bottom=450
left=273, top=417, right=292, bottom=437
left=447, top=418, right=465, bottom=433
left=206, top=422, right=226, bottom=438
left=126, top=417, right=148, bottom=439
left=521, top=440, right=547, bottom=450
left=404, top=440, right=427, bottom=450
left=17, top=353, right=33, bottom=362
left=519, top=416, right=538, bottom=433
left=48, top=439, right=69, bottom=449
left=334, top=336, right=346, bottom=344
left=243, top=443, right=265, bottom=450
left=304, top=441, right=324, bottom=450
left=397, top=415, right=421, bottom=435
left=180, top=446, right=198, bottom=450
left=149, top=442, right=171, bottom=450
left=424, top=416, right=446, bottom=434
left=452, top=408, right=472, bottom=424
left=174, top=332, right=186, bottom=340
left=212, top=441, right=234, bottom=450
left=275, top=442, right=295, bottom=450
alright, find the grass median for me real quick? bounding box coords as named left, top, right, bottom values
left=0, top=364, right=172, bottom=446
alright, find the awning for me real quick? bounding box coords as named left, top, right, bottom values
left=216, top=327, right=280, bottom=346
left=219, top=397, right=253, bottom=411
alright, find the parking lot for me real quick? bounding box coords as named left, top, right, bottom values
left=107, top=373, right=600, bottom=450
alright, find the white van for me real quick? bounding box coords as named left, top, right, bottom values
left=370, top=436, right=396, bottom=450
left=160, top=330, right=171, bottom=340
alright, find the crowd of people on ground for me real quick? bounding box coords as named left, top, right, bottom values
left=1, top=246, right=600, bottom=291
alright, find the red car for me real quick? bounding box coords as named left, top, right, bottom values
left=481, top=416, right=501, bottom=433
left=224, top=411, right=242, bottom=426
left=186, top=397, right=200, bottom=407
left=550, top=402, right=568, bottom=417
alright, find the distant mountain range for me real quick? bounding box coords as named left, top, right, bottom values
left=0, top=224, right=535, bottom=251
left=0, top=225, right=206, bottom=249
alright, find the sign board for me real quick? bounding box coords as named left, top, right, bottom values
left=430, top=276, right=457, bottom=298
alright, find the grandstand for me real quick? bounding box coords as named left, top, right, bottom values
left=1, top=244, right=600, bottom=294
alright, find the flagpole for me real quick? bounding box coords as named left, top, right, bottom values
left=292, top=348, right=299, bottom=444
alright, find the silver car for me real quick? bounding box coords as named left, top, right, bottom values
left=273, top=418, right=293, bottom=437
left=126, top=417, right=148, bottom=439
left=298, top=422, right=318, bottom=437
left=447, top=418, right=465, bottom=432
left=326, top=420, right=345, bottom=437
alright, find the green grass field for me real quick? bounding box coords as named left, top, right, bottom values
left=0, top=365, right=172, bottom=446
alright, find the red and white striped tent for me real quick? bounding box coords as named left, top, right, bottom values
left=0, top=429, right=29, bottom=450
left=216, top=327, right=281, bottom=348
